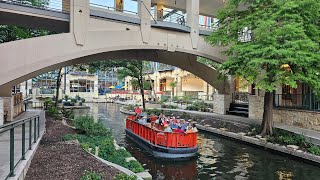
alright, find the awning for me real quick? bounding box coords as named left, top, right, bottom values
left=156, top=91, right=164, bottom=94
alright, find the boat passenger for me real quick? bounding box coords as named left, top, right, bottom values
left=146, top=118, right=152, bottom=128
left=163, top=124, right=173, bottom=133
left=185, top=125, right=194, bottom=133
left=174, top=125, right=184, bottom=133
left=138, top=116, right=147, bottom=125
left=180, top=119, right=189, bottom=131
left=192, top=123, right=198, bottom=132
left=170, top=119, right=179, bottom=129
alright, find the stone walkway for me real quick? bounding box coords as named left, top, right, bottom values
left=159, top=108, right=320, bottom=145
left=0, top=110, right=45, bottom=180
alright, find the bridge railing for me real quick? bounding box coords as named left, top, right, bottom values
left=90, top=2, right=138, bottom=15
left=0, top=0, right=70, bottom=13
left=0, top=115, right=41, bottom=179
left=151, top=9, right=186, bottom=26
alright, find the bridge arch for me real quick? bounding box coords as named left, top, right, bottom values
left=0, top=31, right=226, bottom=95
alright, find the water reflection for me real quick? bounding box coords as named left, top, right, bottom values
left=74, top=103, right=320, bottom=180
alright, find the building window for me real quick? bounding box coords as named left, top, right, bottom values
left=70, top=79, right=94, bottom=92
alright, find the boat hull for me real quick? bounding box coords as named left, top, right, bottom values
left=125, top=129, right=198, bottom=159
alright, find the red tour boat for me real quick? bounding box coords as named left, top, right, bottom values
left=125, top=116, right=198, bottom=159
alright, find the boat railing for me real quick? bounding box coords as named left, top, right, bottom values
left=126, top=116, right=197, bottom=148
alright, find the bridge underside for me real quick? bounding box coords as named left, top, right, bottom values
left=0, top=49, right=226, bottom=96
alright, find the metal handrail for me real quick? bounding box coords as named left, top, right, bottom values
left=0, top=115, right=40, bottom=179
left=0, top=0, right=70, bottom=14
left=274, top=94, right=320, bottom=112
left=151, top=9, right=186, bottom=26
left=90, top=2, right=138, bottom=15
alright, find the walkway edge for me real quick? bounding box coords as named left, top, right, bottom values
left=197, top=124, right=320, bottom=164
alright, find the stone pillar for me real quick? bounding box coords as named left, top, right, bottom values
left=212, top=94, right=230, bottom=114
left=156, top=4, right=164, bottom=21
left=138, top=0, right=151, bottom=43
left=114, top=0, right=124, bottom=11
left=248, top=94, right=264, bottom=120
left=186, top=0, right=199, bottom=49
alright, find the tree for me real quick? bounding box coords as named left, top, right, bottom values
left=169, top=81, right=177, bottom=99
left=116, top=61, right=147, bottom=110
left=88, top=60, right=148, bottom=110
left=207, top=0, right=320, bottom=135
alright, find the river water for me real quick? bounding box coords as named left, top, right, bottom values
left=74, top=103, right=320, bottom=180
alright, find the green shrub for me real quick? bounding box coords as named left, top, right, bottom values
left=114, top=173, right=137, bottom=180
left=73, top=116, right=111, bottom=136
left=161, top=104, right=177, bottom=109
left=160, top=96, right=169, bottom=103
left=61, top=107, right=74, bottom=119
left=81, top=98, right=86, bottom=103
left=79, top=101, right=83, bottom=106
left=48, top=106, right=59, bottom=118
left=57, top=99, right=63, bottom=103
left=186, top=105, right=199, bottom=111
left=71, top=98, right=77, bottom=103
left=80, top=170, right=102, bottom=180
left=64, top=95, right=69, bottom=100
left=125, top=160, right=144, bottom=173
left=145, top=109, right=161, bottom=115
left=308, top=145, right=320, bottom=156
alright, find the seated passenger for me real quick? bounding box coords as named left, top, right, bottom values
left=180, top=119, right=189, bottom=131
left=174, top=125, right=184, bottom=133
left=192, top=123, right=198, bottom=132
left=170, top=120, right=179, bottom=129
left=185, top=125, right=194, bottom=133
left=163, top=124, right=172, bottom=133
left=146, top=118, right=152, bottom=128
left=138, top=116, right=147, bottom=125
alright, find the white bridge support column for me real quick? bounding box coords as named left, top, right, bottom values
left=186, top=0, right=199, bottom=49
left=71, top=0, right=89, bottom=46
left=139, top=0, right=151, bottom=43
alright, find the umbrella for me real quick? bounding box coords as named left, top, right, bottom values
left=109, top=86, right=115, bottom=89
left=156, top=91, right=164, bottom=94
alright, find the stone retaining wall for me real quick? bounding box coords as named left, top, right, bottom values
left=249, top=95, right=320, bottom=132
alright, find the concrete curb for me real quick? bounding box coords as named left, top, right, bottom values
left=88, top=153, right=144, bottom=180
left=196, top=124, right=320, bottom=164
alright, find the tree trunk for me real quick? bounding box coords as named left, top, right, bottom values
left=260, top=91, right=274, bottom=136
left=54, top=68, right=63, bottom=107
left=138, top=77, right=146, bottom=110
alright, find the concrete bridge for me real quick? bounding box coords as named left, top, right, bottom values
left=0, top=0, right=230, bottom=123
